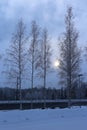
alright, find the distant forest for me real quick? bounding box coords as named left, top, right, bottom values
left=0, top=83, right=87, bottom=100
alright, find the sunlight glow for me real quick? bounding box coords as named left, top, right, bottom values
left=54, top=60, right=60, bottom=68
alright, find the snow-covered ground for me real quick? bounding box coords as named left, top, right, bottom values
left=0, top=107, right=87, bottom=130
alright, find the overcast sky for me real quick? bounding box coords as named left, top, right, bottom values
left=0, top=0, right=87, bottom=87
left=0, top=0, right=87, bottom=51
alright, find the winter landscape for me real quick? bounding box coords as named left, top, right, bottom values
left=0, top=107, right=87, bottom=130
left=0, top=1, right=87, bottom=130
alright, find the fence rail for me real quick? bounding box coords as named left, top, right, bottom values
left=0, top=99, right=87, bottom=110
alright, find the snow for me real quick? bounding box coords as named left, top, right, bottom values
left=0, top=107, right=87, bottom=130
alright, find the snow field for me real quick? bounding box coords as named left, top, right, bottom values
left=0, top=106, right=87, bottom=130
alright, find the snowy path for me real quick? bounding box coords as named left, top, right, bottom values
left=0, top=107, right=87, bottom=130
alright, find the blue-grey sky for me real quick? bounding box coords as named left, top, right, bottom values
left=0, top=0, right=87, bottom=50
left=0, top=0, right=87, bottom=88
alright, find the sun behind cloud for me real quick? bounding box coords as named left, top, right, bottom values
left=54, top=60, right=60, bottom=68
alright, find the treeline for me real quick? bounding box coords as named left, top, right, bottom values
left=0, top=83, right=87, bottom=101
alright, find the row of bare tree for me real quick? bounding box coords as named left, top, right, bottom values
left=1, top=7, right=87, bottom=108
left=3, top=20, right=52, bottom=108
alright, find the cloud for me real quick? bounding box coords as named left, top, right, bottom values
left=0, top=0, right=51, bottom=20
left=0, top=0, right=87, bottom=47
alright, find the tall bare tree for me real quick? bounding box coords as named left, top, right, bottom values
left=5, top=19, right=27, bottom=109
left=58, top=7, right=81, bottom=107
left=40, top=28, right=52, bottom=108
left=28, top=21, right=40, bottom=108
left=85, top=46, right=87, bottom=65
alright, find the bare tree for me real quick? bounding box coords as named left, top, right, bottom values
left=5, top=19, right=27, bottom=109
left=40, top=28, right=52, bottom=108
left=58, top=7, right=81, bottom=107
left=85, top=46, right=87, bottom=65
left=28, top=21, right=40, bottom=108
